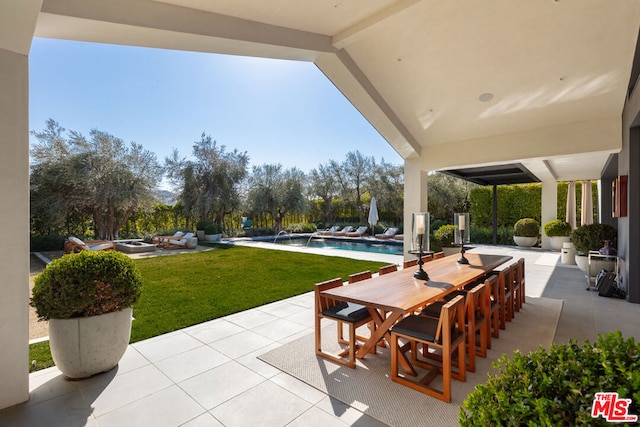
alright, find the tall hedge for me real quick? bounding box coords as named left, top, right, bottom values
left=470, top=184, right=541, bottom=227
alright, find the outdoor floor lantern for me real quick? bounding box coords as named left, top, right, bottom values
left=454, top=212, right=470, bottom=264
left=410, top=212, right=430, bottom=280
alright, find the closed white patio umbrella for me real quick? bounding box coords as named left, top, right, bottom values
left=368, top=197, right=379, bottom=233
left=581, top=181, right=593, bottom=225
left=566, top=181, right=577, bottom=229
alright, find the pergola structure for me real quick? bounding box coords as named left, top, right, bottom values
left=2, top=0, right=640, bottom=409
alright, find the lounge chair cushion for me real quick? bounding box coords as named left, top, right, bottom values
left=86, top=242, right=114, bottom=251
left=68, top=236, right=86, bottom=247
left=322, top=302, right=370, bottom=322
left=392, top=315, right=439, bottom=342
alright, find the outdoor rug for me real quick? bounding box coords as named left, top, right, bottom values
left=259, top=296, right=563, bottom=427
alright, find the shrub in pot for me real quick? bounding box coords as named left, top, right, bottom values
left=570, top=223, right=617, bottom=255
left=459, top=331, right=640, bottom=426
left=571, top=223, right=617, bottom=273
left=513, top=218, right=539, bottom=247
left=434, top=224, right=458, bottom=256
left=203, top=222, right=223, bottom=241
left=543, top=219, right=572, bottom=251
left=196, top=219, right=212, bottom=240
left=31, top=251, right=142, bottom=379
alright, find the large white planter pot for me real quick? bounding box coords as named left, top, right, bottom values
left=513, top=236, right=537, bottom=247
left=205, top=233, right=222, bottom=242
left=549, top=236, right=571, bottom=251
left=48, top=307, right=132, bottom=379
left=575, top=255, right=616, bottom=275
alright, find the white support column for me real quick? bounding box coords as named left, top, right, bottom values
left=0, top=47, right=30, bottom=409
left=403, top=158, right=428, bottom=258
left=541, top=179, right=558, bottom=250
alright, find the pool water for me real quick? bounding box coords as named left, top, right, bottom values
left=273, top=236, right=404, bottom=256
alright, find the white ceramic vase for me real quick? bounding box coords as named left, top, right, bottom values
left=513, top=236, right=537, bottom=247
left=48, top=307, right=133, bottom=379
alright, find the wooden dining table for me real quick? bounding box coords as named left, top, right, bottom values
left=321, top=253, right=513, bottom=365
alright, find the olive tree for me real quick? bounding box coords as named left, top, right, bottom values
left=165, top=133, right=249, bottom=228
left=330, top=151, right=374, bottom=222
left=30, top=119, right=162, bottom=240
left=246, top=164, right=306, bottom=233
left=307, top=162, right=340, bottom=223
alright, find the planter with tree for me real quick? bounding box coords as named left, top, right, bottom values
left=30, top=251, right=142, bottom=379
left=204, top=222, right=223, bottom=241
left=571, top=223, right=617, bottom=273
left=513, top=218, right=540, bottom=247
left=543, top=219, right=572, bottom=251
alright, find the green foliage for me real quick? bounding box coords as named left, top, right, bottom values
left=30, top=251, right=142, bottom=320
left=460, top=332, right=640, bottom=426
left=284, top=222, right=317, bottom=233
left=428, top=172, right=475, bottom=222
left=543, top=219, right=572, bottom=237
left=513, top=218, right=540, bottom=237
left=434, top=224, right=457, bottom=247
left=571, top=223, right=617, bottom=254
left=30, top=119, right=163, bottom=240
left=196, top=219, right=212, bottom=230
left=203, top=222, right=222, bottom=235
left=29, top=341, right=53, bottom=372
left=470, top=184, right=542, bottom=227
left=431, top=219, right=444, bottom=234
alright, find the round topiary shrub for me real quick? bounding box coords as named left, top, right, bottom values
left=514, top=218, right=540, bottom=237
left=203, top=222, right=222, bottom=235
left=543, top=219, right=572, bottom=237
left=571, top=223, right=617, bottom=255
left=434, top=224, right=457, bottom=247
left=460, top=332, right=640, bottom=426
left=31, top=250, right=142, bottom=320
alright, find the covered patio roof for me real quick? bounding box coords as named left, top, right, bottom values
left=24, top=0, right=640, bottom=179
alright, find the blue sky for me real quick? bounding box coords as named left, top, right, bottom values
left=29, top=38, right=402, bottom=175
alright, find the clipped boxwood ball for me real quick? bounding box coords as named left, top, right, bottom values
left=31, top=250, right=142, bottom=320
left=459, top=332, right=640, bottom=426
left=513, top=218, right=540, bottom=237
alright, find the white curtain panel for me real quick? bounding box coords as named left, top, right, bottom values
left=581, top=181, right=593, bottom=225
left=566, top=181, right=577, bottom=229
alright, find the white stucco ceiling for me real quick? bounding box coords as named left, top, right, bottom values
left=30, top=0, right=640, bottom=181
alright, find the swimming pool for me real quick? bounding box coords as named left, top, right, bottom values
left=272, top=236, right=404, bottom=256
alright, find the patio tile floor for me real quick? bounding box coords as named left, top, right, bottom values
left=3, top=245, right=640, bottom=426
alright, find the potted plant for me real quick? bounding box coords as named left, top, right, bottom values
left=195, top=219, right=210, bottom=241
left=434, top=224, right=459, bottom=256
left=513, top=218, right=540, bottom=247
left=30, top=251, right=142, bottom=379
left=571, top=223, right=617, bottom=273
left=460, top=332, right=640, bottom=426
left=543, top=219, right=572, bottom=251
left=204, top=222, right=223, bottom=241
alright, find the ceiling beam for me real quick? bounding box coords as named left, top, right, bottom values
left=332, top=0, right=421, bottom=49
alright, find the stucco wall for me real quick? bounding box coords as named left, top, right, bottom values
left=0, top=47, right=30, bottom=409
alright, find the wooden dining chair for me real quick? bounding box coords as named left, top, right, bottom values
left=314, top=278, right=373, bottom=368
left=348, top=270, right=372, bottom=284
left=490, top=269, right=511, bottom=330
left=516, top=257, right=526, bottom=307
left=379, top=264, right=398, bottom=275
left=484, top=274, right=501, bottom=346
left=510, top=261, right=522, bottom=313
left=433, top=251, right=445, bottom=259
left=420, top=282, right=487, bottom=373
left=403, top=258, right=418, bottom=269
left=390, top=294, right=466, bottom=403
left=502, top=265, right=515, bottom=323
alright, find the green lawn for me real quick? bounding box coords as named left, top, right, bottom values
left=29, top=244, right=389, bottom=371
